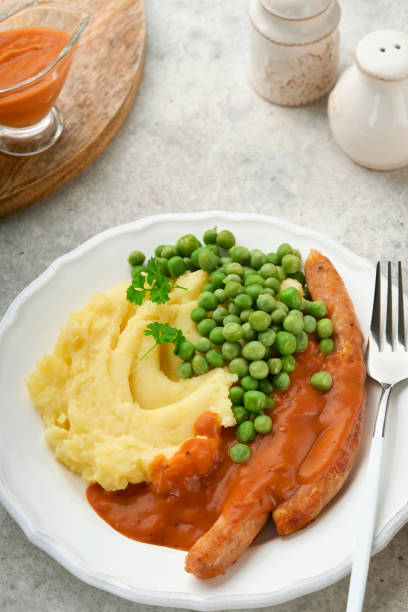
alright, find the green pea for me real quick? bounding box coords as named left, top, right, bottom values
left=154, top=245, right=165, bottom=257
left=290, top=270, right=306, bottom=285
left=250, top=249, right=267, bottom=270
left=168, top=256, right=186, bottom=278
left=206, top=244, right=220, bottom=256
left=190, top=307, right=207, bottom=323
left=320, top=338, right=335, bottom=355
left=289, top=309, right=303, bottom=318
left=229, top=246, right=250, bottom=265
left=270, top=308, right=286, bottom=324
left=299, top=298, right=308, bottom=312
left=131, top=265, right=146, bottom=279
left=191, top=246, right=205, bottom=267
left=249, top=360, right=269, bottom=379
left=295, top=331, right=309, bottom=352
left=128, top=250, right=145, bottom=267
left=225, top=262, right=244, bottom=278
left=261, top=287, right=274, bottom=296
left=206, top=349, right=225, bottom=368
left=267, top=357, right=282, bottom=375
left=274, top=331, right=296, bottom=355
left=236, top=420, right=256, bottom=443
left=259, top=263, right=278, bottom=279
left=229, top=443, right=251, bottom=463
left=161, top=245, right=178, bottom=260
left=303, top=314, right=317, bottom=334
left=192, top=354, right=209, bottom=375
left=242, top=322, right=256, bottom=341
left=263, top=346, right=272, bottom=359
left=264, top=395, right=275, bottom=409
left=198, top=247, right=219, bottom=272
left=317, top=318, right=333, bottom=339
left=203, top=228, right=217, bottom=244
left=245, top=274, right=265, bottom=286
left=178, top=362, right=194, bottom=379
left=214, top=288, right=227, bottom=304
left=225, top=281, right=243, bottom=299
left=223, top=322, right=244, bottom=342
left=210, top=270, right=226, bottom=289
left=267, top=252, right=279, bottom=265
left=234, top=293, right=253, bottom=311
left=156, top=258, right=169, bottom=276
left=281, top=254, right=301, bottom=274
left=223, top=314, right=241, bottom=325
left=240, top=309, right=254, bottom=323
left=283, top=315, right=304, bottom=335
left=203, top=283, right=214, bottom=293
left=273, top=372, right=290, bottom=390
left=216, top=230, right=236, bottom=250
left=209, top=326, right=225, bottom=345
left=229, top=357, right=249, bottom=377
left=212, top=306, right=229, bottom=324
left=195, top=337, right=211, bottom=353
left=244, top=390, right=267, bottom=412
left=222, top=341, right=242, bottom=360
left=293, top=248, right=302, bottom=260
left=229, top=386, right=245, bottom=405
left=220, top=256, right=233, bottom=265
left=256, top=294, right=276, bottom=313
left=228, top=303, right=241, bottom=316
left=254, top=414, right=272, bottom=434
left=231, top=404, right=249, bottom=425
left=279, top=287, right=302, bottom=310
left=276, top=301, right=289, bottom=314
left=197, top=318, right=217, bottom=337
left=244, top=283, right=264, bottom=301
left=248, top=311, right=271, bottom=331
left=197, top=291, right=218, bottom=311
left=184, top=257, right=194, bottom=271
left=258, top=328, right=276, bottom=347
left=307, top=300, right=327, bottom=319
left=276, top=243, right=292, bottom=262
left=179, top=341, right=195, bottom=361
left=241, top=375, right=259, bottom=391
left=281, top=355, right=296, bottom=373
left=177, top=234, right=201, bottom=257
left=259, top=379, right=273, bottom=394
left=310, top=371, right=333, bottom=391
left=242, top=340, right=266, bottom=361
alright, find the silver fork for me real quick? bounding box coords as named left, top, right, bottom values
left=346, top=262, right=408, bottom=612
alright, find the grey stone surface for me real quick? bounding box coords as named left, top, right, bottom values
left=1, top=0, right=408, bottom=610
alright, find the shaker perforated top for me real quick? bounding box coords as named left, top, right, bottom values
left=356, top=29, right=408, bottom=81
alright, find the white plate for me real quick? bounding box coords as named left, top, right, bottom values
left=1, top=211, right=407, bottom=610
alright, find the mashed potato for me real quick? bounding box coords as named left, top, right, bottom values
left=27, top=271, right=237, bottom=490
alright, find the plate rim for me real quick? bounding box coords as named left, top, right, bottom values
left=1, top=209, right=404, bottom=610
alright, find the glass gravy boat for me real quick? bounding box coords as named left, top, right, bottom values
left=0, top=1, right=90, bottom=156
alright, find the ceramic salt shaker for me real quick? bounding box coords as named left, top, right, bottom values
left=248, top=0, right=341, bottom=106
left=328, top=29, right=408, bottom=170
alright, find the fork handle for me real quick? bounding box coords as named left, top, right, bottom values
left=346, top=384, right=392, bottom=612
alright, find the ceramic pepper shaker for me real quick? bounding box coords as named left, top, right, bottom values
left=248, top=0, right=341, bottom=106
left=328, top=29, right=408, bottom=170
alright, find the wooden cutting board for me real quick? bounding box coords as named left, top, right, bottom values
left=0, top=0, right=146, bottom=218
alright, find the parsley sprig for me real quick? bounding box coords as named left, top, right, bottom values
left=126, top=258, right=187, bottom=306
left=140, top=322, right=186, bottom=360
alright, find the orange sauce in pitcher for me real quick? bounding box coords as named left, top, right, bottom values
left=0, top=27, right=71, bottom=127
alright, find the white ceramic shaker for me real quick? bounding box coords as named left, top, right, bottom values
left=248, top=0, right=341, bottom=106
left=328, top=29, right=408, bottom=170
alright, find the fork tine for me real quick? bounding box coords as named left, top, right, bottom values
left=370, top=262, right=381, bottom=349
left=385, top=261, right=393, bottom=350
left=398, top=261, right=406, bottom=350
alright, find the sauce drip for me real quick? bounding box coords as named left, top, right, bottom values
left=87, top=341, right=363, bottom=551
left=0, top=27, right=71, bottom=127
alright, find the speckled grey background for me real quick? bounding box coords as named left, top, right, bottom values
left=1, top=1, right=408, bottom=610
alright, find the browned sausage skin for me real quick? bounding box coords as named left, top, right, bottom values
left=186, top=250, right=366, bottom=578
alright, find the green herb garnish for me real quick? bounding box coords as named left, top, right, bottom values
left=126, top=257, right=186, bottom=306
left=140, top=322, right=186, bottom=360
